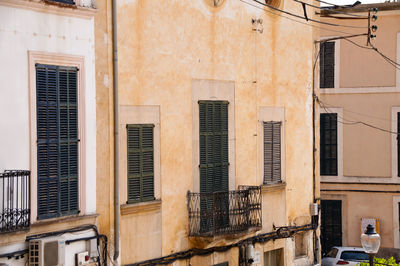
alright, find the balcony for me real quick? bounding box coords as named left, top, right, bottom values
left=187, top=186, right=261, bottom=237
left=0, top=170, right=30, bottom=233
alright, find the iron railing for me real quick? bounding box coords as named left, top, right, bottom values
left=0, top=170, right=30, bottom=233
left=187, top=186, right=261, bottom=237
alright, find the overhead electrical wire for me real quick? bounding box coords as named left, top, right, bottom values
left=128, top=223, right=316, bottom=266
left=318, top=99, right=399, bottom=136
left=239, top=0, right=359, bottom=35
left=319, top=100, right=397, bottom=122
left=314, top=0, right=362, bottom=8
left=251, top=0, right=367, bottom=28
left=293, top=0, right=367, bottom=18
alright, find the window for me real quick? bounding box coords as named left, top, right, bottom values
left=320, top=113, right=338, bottom=176
left=340, top=251, right=369, bottom=261
left=199, top=101, right=229, bottom=193
left=264, top=248, right=283, bottom=266
left=295, top=233, right=307, bottom=257
left=126, top=124, right=155, bottom=204
left=263, top=121, right=281, bottom=184
left=36, top=64, right=79, bottom=219
left=326, top=248, right=338, bottom=258
left=320, top=41, right=335, bottom=88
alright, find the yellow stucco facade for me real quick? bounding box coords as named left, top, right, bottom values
left=95, top=0, right=319, bottom=265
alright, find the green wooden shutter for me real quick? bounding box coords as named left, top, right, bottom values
left=199, top=101, right=229, bottom=194
left=320, top=42, right=335, bottom=89
left=199, top=101, right=229, bottom=233
left=263, top=121, right=281, bottom=184
left=59, top=67, right=79, bottom=216
left=36, top=64, right=79, bottom=220
left=127, top=124, right=154, bottom=203
left=320, top=113, right=338, bottom=176
left=36, top=65, right=59, bottom=219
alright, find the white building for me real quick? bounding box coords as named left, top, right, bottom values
left=0, top=0, right=100, bottom=265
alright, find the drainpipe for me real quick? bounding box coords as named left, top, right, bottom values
left=312, top=41, right=321, bottom=265
left=112, top=0, right=120, bottom=262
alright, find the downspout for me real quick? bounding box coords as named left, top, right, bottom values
left=312, top=40, right=321, bottom=265
left=112, top=0, right=120, bottom=262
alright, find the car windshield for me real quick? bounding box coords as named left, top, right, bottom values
left=340, top=251, right=369, bottom=261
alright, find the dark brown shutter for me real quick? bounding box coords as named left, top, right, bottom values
left=127, top=124, right=154, bottom=203
left=320, top=42, right=335, bottom=89
left=36, top=64, right=79, bottom=220
left=263, top=121, right=281, bottom=184
left=320, top=113, right=338, bottom=176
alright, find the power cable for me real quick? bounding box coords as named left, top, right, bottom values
left=319, top=100, right=397, bottom=122
left=251, top=0, right=367, bottom=28
left=369, top=43, right=400, bottom=68
left=239, top=0, right=359, bottom=35
left=128, top=223, right=315, bottom=266
left=314, top=0, right=361, bottom=8
left=293, top=0, right=367, bottom=18
left=318, top=99, right=399, bottom=135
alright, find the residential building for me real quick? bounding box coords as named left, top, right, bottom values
left=319, top=2, right=400, bottom=258
left=0, top=0, right=101, bottom=265
left=96, top=0, right=319, bottom=265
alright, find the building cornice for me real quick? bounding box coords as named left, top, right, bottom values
left=0, top=0, right=97, bottom=19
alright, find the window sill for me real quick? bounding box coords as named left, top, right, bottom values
left=32, top=213, right=98, bottom=227
left=120, top=200, right=161, bottom=216
left=0, top=213, right=98, bottom=245
left=261, top=182, right=286, bottom=193
left=0, top=0, right=97, bottom=19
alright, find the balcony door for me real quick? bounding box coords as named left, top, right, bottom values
left=199, top=101, right=229, bottom=233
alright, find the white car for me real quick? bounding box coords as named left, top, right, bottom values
left=321, top=247, right=369, bottom=266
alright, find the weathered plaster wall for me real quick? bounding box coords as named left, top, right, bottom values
left=322, top=183, right=400, bottom=248
left=321, top=93, right=400, bottom=178
left=321, top=14, right=400, bottom=88
left=95, top=0, right=317, bottom=264
left=0, top=4, right=96, bottom=214
left=94, top=0, right=114, bottom=256
left=0, top=3, right=97, bottom=264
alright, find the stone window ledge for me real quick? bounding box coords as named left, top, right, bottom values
left=0, top=0, right=97, bottom=19
left=120, top=200, right=161, bottom=216
left=261, top=182, right=286, bottom=193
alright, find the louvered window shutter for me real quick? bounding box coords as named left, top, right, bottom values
left=127, top=124, right=154, bottom=203
left=36, top=64, right=79, bottom=220
left=263, top=122, right=282, bottom=184
left=50, top=0, right=75, bottom=5
left=320, top=113, right=338, bottom=176
left=199, top=101, right=229, bottom=194
left=320, top=42, right=335, bottom=89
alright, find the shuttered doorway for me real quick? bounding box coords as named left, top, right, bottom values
left=36, top=64, right=79, bottom=219
left=199, top=101, right=229, bottom=233
left=321, top=200, right=342, bottom=256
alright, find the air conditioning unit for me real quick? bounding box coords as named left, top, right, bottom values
left=29, top=237, right=66, bottom=266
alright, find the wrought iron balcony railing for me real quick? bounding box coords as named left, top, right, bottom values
left=187, top=186, right=261, bottom=237
left=0, top=170, right=30, bottom=233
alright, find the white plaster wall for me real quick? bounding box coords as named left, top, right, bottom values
left=0, top=230, right=96, bottom=266
left=0, top=5, right=96, bottom=214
